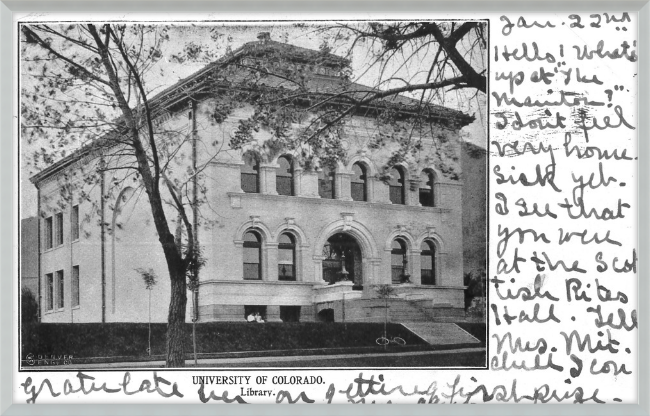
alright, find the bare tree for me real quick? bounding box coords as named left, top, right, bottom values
left=21, top=22, right=486, bottom=367
left=22, top=23, right=218, bottom=367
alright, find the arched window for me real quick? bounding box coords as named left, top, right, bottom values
left=388, top=166, right=405, bottom=205
left=243, top=231, right=262, bottom=280
left=420, top=241, right=436, bottom=285
left=276, top=156, right=293, bottom=196
left=278, top=233, right=296, bottom=281
left=351, top=163, right=367, bottom=202
left=241, top=157, right=260, bottom=193
left=318, top=165, right=336, bottom=199
left=419, top=170, right=435, bottom=207
left=391, top=239, right=408, bottom=284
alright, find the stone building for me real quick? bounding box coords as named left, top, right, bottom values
left=29, top=33, right=481, bottom=324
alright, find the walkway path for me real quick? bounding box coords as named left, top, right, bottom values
left=29, top=347, right=485, bottom=369
left=401, top=322, right=481, bottom=345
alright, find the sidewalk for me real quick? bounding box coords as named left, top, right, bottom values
left=28, top=347, right=486, bottom=369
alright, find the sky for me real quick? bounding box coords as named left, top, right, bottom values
left=20, top=22, right=487, bottom=219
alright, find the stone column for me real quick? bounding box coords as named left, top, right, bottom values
left=373, top=178, right=392, bottom=204
left=408, top=179, right=421, bottom=206
left=232, top=241, right=245, bottom=280
left=300, top=170, right=320, bottom=198
left=266, top=305, right=282, bottom=322
left=293, top=167, right=303, bottom=196
left=336, top=172, right=353, bottom=201
left=410, top=249, right=422, bottom=285
left=260, top=164, right=278, bottom=195
left=266, top=242, right=279, bottom=281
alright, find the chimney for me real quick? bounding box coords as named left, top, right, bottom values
left=257, top=32, right=271, bottom=43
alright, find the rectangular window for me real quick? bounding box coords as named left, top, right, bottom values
left=244, top=305, right=267, bottom=321
left=241, top=173, right=259, bottom=193
left=72, top=266, right=80, bottom=307
left=391, top=253, right=404, bottom=284
left=318, top=178, right=334, bottom=199
left=71, top=205, right=79, bottom=241
left=44, top=217, right=53, bottom=250
left=56, top=270, right=64, bottom=309
left=243, top=246, right=261, bottom=280
left=278, top=246, right=295, bottom=281
left=351, top=183, right=365, bottom=202
left=46, top=273, right=54, bottom=311
left=278, top=264, right=295, bottom=281
left=276, top=176, right=292, bottom=196
left=419, top=189, right=433, bottom=207
left=55, top=212, right=64, bottom=246
left=421, top=269, right=434, bottom=285
left=389, top=186, right=404, bottom=205
left=280, top=306, right=301, bottom=322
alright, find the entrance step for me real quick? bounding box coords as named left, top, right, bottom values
left=401, top=322, right=481, bottom=345
left=338, top=298, right=465, bottom=323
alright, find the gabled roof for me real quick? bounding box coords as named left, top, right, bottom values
left=30, top=35, right=473, bottom=184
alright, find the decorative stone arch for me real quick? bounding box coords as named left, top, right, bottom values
left=234, top=216, right=273, bottom=243
left=418, top=165, right=446, bottom=207
left=415, top=227, right=446, bottom=253
left=312, top=214, right=381, bottom=285
left=273, top=218, right=309, bottom=281
left=386, top=162, right=412, bottom=205
left=234, top=216, right=273, bottom=281
left=419, top=164, right=443, bottom=181
left=391, top=161, right=412, bottom=181
left=272, top=218, right=309, bottom=246
left=345, top=154, right=379, bottom=176
left=384, top=227, right=417, bottom=252
left=345, top=155, right=378, bottom=202
left=415, top=227, right=446, bottom=285
left=314, top=160, right=347, bottom=200
left=384, top=227, right=418, bottom=283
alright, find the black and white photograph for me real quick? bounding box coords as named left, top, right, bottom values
left=9, top=6, right=642, bottom=409
left=19, top=20, right=488, bottom=370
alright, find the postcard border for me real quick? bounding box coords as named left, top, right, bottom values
left=2, top=1, right=648, bottom=415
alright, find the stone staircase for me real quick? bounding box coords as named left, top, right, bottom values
left=340, top=297, right=465, bottom=323
left=402, top=322, right=482, bottom=345
left=337, top=298, right=481, bottom=346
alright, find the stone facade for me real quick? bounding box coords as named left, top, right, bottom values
left=31, top=37, right=478, bottom=324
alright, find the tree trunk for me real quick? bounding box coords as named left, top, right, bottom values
left=166, top=266, right=187, bottom=367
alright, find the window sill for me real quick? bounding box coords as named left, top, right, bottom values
left=199, top=279, right=314, bottom=286
left=43, top=245, right=64, bottom=254
left=228, top=192, right=451, bottom=213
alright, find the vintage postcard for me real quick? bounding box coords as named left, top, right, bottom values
left=12, top=9, right=639, bottom=407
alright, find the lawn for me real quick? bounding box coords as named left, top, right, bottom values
left=199, top=351, right=487, bottom=368
left=21, top=322, right=427, bottom=360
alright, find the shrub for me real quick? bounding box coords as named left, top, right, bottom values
left=21, top=288, right=39, bottom=324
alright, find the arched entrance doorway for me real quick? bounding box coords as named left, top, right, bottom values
left=322, top=233, right=363, bottom=289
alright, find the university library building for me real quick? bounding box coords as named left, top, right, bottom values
left=29, top=33, right=485, bottom=326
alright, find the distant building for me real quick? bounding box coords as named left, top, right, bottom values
left=461, top=141, right=487, bottom=275
left=29, top=34, right=484, bottom=324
